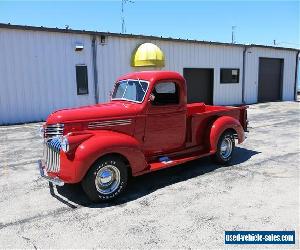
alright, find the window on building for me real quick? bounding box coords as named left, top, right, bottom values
left=220, top=69, right=240, bottom=83
left=151, top=82, right=179, bottom=105
left=76, top=65, right=89, bottom=95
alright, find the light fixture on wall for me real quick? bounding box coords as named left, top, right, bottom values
left=100, top=35, right=106, bottom=44
left=75, top=43, right=84, bottom=51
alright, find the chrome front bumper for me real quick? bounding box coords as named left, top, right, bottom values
left=38, top=160, right=64, bottom=186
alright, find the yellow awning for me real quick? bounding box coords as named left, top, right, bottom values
left=131, top=43, right=165, bottom=67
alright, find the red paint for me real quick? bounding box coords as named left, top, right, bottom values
left=44, top=71, right=247, bottom=183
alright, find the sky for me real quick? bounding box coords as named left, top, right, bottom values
left=0, top=0, right=299, bottom=49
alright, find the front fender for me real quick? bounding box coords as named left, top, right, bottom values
left=60, top=130, right=147, bottom=183
left=209, top=116, right=245, bottom=153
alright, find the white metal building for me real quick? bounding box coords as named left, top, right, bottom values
left=0, top=23, right=299, bottom=125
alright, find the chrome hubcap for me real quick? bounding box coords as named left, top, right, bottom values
left=95, top=165, right=121, bottom=195
left=220, top=137, right=233, bottom=159
left=100, top=170, right=113, bottom=184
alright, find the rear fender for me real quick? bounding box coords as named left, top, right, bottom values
left=209, top=116, right=245, bottom=153
left=61, top=130, right=147, bottom=183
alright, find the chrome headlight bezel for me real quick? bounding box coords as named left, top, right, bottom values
left=60, top=136, right=70, bottom=153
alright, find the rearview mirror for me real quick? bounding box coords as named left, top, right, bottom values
left=149, top=93, right=155, bottom=102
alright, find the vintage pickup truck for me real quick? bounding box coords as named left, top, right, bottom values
left=38, top=71, right=248, bottom=202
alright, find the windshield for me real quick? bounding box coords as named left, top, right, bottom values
left=112, top=80, right=149, bottom=103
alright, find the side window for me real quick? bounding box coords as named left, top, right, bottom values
left=152, top=82, right=179, bottom=105
left=76, top=65, right=89, bottom=95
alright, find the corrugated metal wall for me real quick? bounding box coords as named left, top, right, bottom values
left=96, top=36, right=244, bottom=105
left=0, top=27, right=297, bottom=124
left=0, top=29, right=95, bottom=124
left=244, top=47, right=297, bottom=104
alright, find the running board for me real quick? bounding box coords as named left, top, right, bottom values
left=135, top=151, right=213, bottom=176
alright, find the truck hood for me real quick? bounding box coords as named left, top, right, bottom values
left=46, top=101, right=141, bottom=124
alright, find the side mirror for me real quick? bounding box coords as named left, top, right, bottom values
left=149, top=93, right=155, bottom=102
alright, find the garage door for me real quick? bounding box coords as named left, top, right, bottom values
left=258, top=58, right=283, bottom=102
left=183, top=68, right=214, bottom=104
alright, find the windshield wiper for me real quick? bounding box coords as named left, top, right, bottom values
left=121, top=80, right=129, bottom=99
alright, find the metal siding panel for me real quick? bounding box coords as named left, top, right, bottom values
left=0, top=29, right=95, bottom=124
left=97, top=37, right=243, bottom=106
left=1, top=28, right=296, bottom=124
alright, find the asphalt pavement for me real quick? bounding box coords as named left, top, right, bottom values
left=0, top=100, right=299, bottom=249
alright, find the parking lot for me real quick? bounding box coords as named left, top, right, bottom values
left=0, top=101, right=299, bottom=249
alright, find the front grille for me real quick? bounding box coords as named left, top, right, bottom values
left=44, top=124, right=64, bottom=138
left=43, top=137, right=61, bottom=173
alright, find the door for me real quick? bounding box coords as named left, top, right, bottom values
left=143, top=82, right=186, bottom=156
left=183, top=68, right=214, bottom=104
left=258, top=58, right=283, bottom=102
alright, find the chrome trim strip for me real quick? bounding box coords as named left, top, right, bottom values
left=88, top=123, right=132, bottom=127
left=88, top=121, right=132, bottom=125
left=88, top=121, right=132, bottom=126
left=88, top=119, right=133, bottom=129
left=45, top=123, right=64, bottom=139
left=89, top=119, right=132, bottom=124
left=46, top=123, right=64, bottom=127
left=45, top=132, right=63, bottom=135
left=88, top=123, right=131, bottom=128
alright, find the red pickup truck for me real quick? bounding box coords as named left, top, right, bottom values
left=38, top=71, right=247, bottom=202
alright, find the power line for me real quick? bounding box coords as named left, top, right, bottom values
left=277, top=41, right=300, bottom=46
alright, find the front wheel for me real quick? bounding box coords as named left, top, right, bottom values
left=212, top=131, right=235, bottom=165
left=82, top=156, right=128, bottom=202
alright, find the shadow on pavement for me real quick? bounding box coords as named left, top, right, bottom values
left=52, top=147, right=260, bottom=208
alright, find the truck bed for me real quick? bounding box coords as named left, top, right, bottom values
left=187, top=103, right=240, bottom=116
left=186, top=103, right=247, bottom=147
left=187, top=103, right=246, bottom=124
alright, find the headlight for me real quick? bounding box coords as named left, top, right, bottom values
left=61, top=136, right=70, bottom=153
left=39, top=126, right=45, bottom=138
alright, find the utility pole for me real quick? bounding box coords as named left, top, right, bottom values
left=231, top=26, right=236, bottom=44
left=121, top=0, right=134, bottom=34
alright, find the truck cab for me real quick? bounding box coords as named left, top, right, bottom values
left=113, top=72, right=187, bottom=156
left=38, top=71, right=247, bottom=202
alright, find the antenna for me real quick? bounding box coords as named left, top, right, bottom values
left=231, top=26, right=236, bottom=44
left=121, top=0, right=134, bottom=34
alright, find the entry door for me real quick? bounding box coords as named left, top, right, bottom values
left=258, top=58, right=283, bottom=102
left=183, top=68, right=214, bottom=104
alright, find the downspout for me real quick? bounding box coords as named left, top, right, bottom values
left=294, top=51, right=300, bottom=101
left=92, top=35, right=99, bottom=104
left=241, top=45, right=248, bottom=104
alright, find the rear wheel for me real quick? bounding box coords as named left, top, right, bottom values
left=212, top=131, right=235, bottom=164
left=82, top=156, right=128, bottom=202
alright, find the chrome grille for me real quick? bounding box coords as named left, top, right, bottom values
left=43, top=137, right=61, bottom=173
left=44, top=123, right=64, bottom=138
